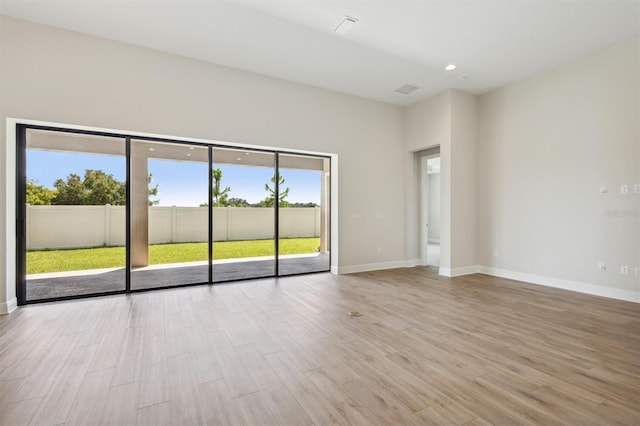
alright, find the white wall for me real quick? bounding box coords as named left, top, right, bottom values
left=0, top=16, right=405, bottom=311
left=404, top=92, right=450, bottom=264
left=477, top=37, right=640, bottom=301
left=26, top=206, right=320, bottom=250
left=404, top=90, right=478, bottom=275
left=449, top=91, right=478, bottom=270
left=405, top=92, right=451, bottom=152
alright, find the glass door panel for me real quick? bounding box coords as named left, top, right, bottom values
left=130, top=140, right=209, bottom=289
left=212, top=148, right=276, bottom=282
left=277, top=154, right=330, bottom=275
left=25, top=129, right=127, bottom=300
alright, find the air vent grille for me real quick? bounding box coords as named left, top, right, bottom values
left=394, top=84, right=419, bottom=95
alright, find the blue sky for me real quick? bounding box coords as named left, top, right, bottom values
left=27, top=150, right=321, bottom=206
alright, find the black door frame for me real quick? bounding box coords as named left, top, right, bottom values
left=16, top=124, right=331, bottom=305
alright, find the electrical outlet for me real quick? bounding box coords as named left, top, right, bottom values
left=620, top=265, right=629, bottom=275
left=620, top=184, right=629, bottom=194
left=598, top=262, right=607, bottom=271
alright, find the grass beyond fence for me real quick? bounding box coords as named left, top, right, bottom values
left=27, top=238, right=320, bottom=274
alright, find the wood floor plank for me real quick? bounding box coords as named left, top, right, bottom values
left=264, top=350, right=351, bottom=425
left=208, top=329, right=259, bottom=398
left=28, top=343, right=98, bottom=426
left=65, top=367, right=114, bottom=426
left=136, top=401, right=174, bottom=426
left=304, top=366, right=375, bottom=425
left=99, top=381, right=139, bottom=426
left=9, top=332, right=77, bottom=403
left=0, top=267, right=638, bottom=425
left=87, top=318, right=128, bottom=372
left=185, top=325, right=224, bottom=385
left=234, top=343, right=312, bottom=426
left=197, top=378, right=245, bottom=426
left=1, top=396, right=44, bottom=426
left=342, top=377, right=420, bottom=425
left=166, top=353, right=205, bottom=425
left=233, top=391, right=279, bottom=426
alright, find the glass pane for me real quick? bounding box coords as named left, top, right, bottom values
left=130, top=140, right=209, bottom=289
left=277, top=154, right=330, bottom=275
left=212, top=148, right=275, bottom=282
left=25, top=129, right=127, bottom=300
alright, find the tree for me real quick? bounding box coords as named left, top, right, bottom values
left=212, top=168, right=231, bottom=207
left=26, top=179, right=57, bottom=205
left=227, top=198, right=250, bottom=207
left=53, top=170, right=125, bottom=205
left=261, top=174, right=290, bottom=207
left=202, top=197, right=250, bottom=207
left=148, top=173, right=160, bottom=206
left=51, top=169, right=158, bottom=205
left=289, top=202, right=319, bottom=208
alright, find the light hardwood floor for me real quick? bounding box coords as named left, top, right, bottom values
left=1, top=268, right=638, bottom=425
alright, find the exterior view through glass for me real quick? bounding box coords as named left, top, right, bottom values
left=277, top=153, right=330, bottom=275
left=24, top=129, right=127, bottom=300
left=130, top=140, right=209, bottom=290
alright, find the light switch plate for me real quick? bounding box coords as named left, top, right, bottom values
left=621, top=184, right=629, bottom=194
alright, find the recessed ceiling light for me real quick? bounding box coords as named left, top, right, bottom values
left=186, top=153, right=191, bottom=157
left=237, top=157, right=242, bottom=161
left=189, top=147, right=195, bottom=150
left=148, top=148, right=155, bottom=152
left=335, top=16, right=358, bottom=35
left=244, top=152, right=250, bottom=155
left=445, top=64, right=457, bottom=71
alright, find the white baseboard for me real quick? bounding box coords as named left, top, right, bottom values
left=334, top=260, right=638, bottom=303
left=426, top=256, right=439, bottom=267
left=478, top=266, right=639, bottom=303
left=338, top=260, right=411, bottom=274
left=330, top=265, right=339, bottom=275
left=405, top=258, right=421, bottom=268
left=0, top=298, right=18, bottom=315
left=439, top=265, right=479, bottom=277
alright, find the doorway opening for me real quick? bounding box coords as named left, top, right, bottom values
left=418, top=148, right=440, bottom=269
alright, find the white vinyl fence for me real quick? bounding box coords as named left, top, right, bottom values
left=26, top=205, right=321, bottom=250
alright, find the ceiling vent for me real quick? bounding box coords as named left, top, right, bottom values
left=394, top=84, right=419, bottom=95
left=335, top=16, right=358, bottom=35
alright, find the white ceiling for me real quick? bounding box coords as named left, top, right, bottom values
left=1, top=0, right=638, bottom=106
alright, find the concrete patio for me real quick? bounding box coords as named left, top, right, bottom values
left=25, top=253, right=330, bottom=300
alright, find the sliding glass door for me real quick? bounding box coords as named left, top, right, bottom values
left=277, top=154, right=331, bottom=275
left=17, top=125, right=331, bottom=304
left=23, top=129, right=127, bottom=301
left=130, top=140, right=210, bottom=290
left=211, top=148, right=276, bottom=282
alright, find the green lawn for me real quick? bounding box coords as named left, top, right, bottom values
left=27, top=238, right=320, bottom=274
